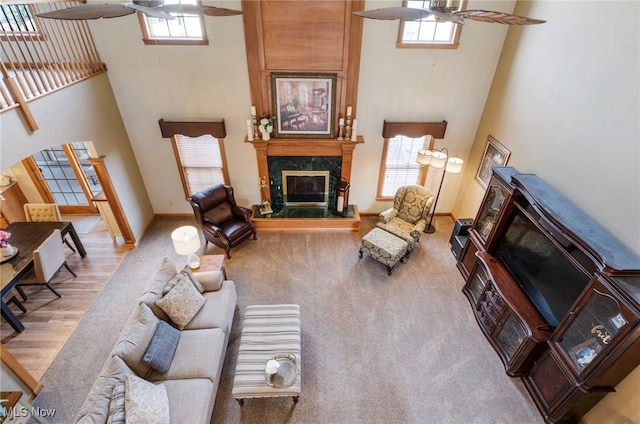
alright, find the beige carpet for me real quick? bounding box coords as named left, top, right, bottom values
left=33, top=215, right=543, bottom=424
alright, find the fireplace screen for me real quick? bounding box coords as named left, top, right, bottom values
left=282, top=170, right=330, bottom=207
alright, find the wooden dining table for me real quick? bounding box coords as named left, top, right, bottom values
left=1, top=221, right=86, bottom=333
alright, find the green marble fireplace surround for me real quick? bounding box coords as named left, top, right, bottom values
left=267, top=156, right=342, bottom=212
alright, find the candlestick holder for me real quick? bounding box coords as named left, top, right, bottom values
left=337, top=124, right=344, bottom=140
left=252, top=114, right=259, bottom=139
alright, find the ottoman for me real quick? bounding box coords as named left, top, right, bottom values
left=359, top=227, right=410, bottom=275
left=232, top=304, right=301, bottom=405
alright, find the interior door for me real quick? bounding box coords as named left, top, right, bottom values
left=22, top=142, right=100, bottom=214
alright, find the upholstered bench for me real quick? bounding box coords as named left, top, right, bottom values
left=359, top=227, right=410, bottom=275
left=232, top=304, right=301, bottom=405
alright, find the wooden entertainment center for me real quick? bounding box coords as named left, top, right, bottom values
left=458, top=167, right=640, bottom=423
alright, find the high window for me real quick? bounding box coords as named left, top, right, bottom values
left=171, top=134, right=229, bottom=197
left=378, top=135, right=434, bottom=199
left=138, top=0, right=207, bottom=45
left=397, top=0, right=465, bottom=49
left=0, top=4, right=40, bottom=37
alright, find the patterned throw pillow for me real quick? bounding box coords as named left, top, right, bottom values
left=142, top=321, right=181, bottom=373
left=162, top=270, right=203, bottom=295
left=156, top=276, right=206, bottom=330
left=124, top=374, right=170, bottom=424
left=106, top=381, right=125, bottom=424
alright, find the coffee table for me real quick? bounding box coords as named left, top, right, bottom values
left=232, top=304, right=301, bottom=405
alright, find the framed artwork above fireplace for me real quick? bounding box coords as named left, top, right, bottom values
left=271, top=72, right=337, bottom=139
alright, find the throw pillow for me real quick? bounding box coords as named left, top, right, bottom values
left=142, top=321, right=181, bottom=373
left=112, top=304, right=159, bottom=377
left=106, top=381, right=125, bottom=424
left=146, top=257, right=180, bottom=297
left=156, top=276, right=206, bottom=330
left=162, top=270, right=203, bottom=295
left=192, top=270, right=224, bottom=292
left=124, top=374, right=170, bottom=424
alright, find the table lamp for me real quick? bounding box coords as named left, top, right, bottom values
left=171, top=225, right=201, bottom=269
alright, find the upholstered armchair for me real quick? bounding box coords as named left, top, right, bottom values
left=376, top=185, right=435, bottom=251
left=188, top=184, right=257, bottom=259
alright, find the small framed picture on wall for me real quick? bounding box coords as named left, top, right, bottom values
left=476, top=135, right=511, bottom=189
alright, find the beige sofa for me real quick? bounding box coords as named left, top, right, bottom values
left=75, top=257, right=237, bottom=424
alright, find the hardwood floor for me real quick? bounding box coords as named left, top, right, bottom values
left=1, top=215, right=131, bottom=381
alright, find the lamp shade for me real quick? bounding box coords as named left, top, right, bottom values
left=416, top=149, right=432, bottom=165
left=171, top=225, right=201, bottom=255
left=430, top=151, right=447, bottom=169
left=446, top=157, right=464, bottom=174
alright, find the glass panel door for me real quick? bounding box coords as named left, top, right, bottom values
left=27, top=142, right=100, bottom=214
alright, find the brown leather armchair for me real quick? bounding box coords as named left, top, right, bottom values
left=188, top=184, right=257, bottom=259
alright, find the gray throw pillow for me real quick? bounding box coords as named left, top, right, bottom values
left=142, top=321, right=181, bottom=373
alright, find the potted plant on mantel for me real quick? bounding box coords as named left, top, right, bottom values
left=258, top=115, right=276, bottom=141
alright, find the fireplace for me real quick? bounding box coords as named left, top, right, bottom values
left=282, top=170, right=330, bottom=207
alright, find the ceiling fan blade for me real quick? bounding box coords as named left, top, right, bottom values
left=454, top=10, right=546, bottom=25
left=36, top=4, right=135, bottom=20
left=428, top=9, right=465, bottom=25
left=159, top=4, right=243, bottom=17
left=353, top=7, right=432, bottom=21
left=126, top=3, right=174, bottom=19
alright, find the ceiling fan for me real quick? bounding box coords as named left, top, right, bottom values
left=353, top=1, right=545, bottom=25
left=33, top=1, right=243, bottom=21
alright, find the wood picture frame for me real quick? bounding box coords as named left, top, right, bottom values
left=476, top=135, right=511, bottom=189
left=271, top=72, right=336, bottom=138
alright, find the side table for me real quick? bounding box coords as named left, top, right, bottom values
left=196, top=254, right=227, bottom=279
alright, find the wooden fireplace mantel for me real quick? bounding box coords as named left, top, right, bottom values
left=248, top=136, right=364, bottom=200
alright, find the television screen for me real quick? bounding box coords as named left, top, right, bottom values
left=495, top=209, right=590, bottom=327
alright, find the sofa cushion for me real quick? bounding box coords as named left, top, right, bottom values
left=138, top=257, right=180, bottom=322
left=75, top=356, right=136, bottom=424
left=125, top=374, right=170, bottom=424
left=146, top=328, right=225, bottom=383
left=106, top=381, right=125, bottom=424
left=192, top=270, right=223, bottom=292
left=156, top=276, right=206, bottom=330
left=112, top=304, right=159, bottom=377
left=142, top=321, right=180, bottom=373
left=163, top=379, right=215, bottom=424
left=162, top=270, right=203, bottom=295
left=183, top=281, right=237, bottom=333
left=151, top=257, right=180, bottom=295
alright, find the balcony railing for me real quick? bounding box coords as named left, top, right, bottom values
left=1, top=2, right=106, bottom=130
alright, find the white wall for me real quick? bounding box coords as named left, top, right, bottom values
left=452, top=1, right=640, bottom=421
left=0, top=75, right=154, bottom=239
left=89, top=0, right=257, bottom=212
left=89, top=0, right=515, bottom=214
left=454, top=0, right=640, bottom=254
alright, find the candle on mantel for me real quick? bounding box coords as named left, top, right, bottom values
left=346, top=106, right=352, bottom=117
left=339, top=118, right=344, bottom=126
left=337, top=195, right=345, bottom=213
left=251, top=105, right=257, bottom=116
left=246, top=119, right=254, bottom=141
left=350, top=119, right=358, bottom=141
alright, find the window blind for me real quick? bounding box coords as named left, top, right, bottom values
left=175, top=134, right=225, bottom=195
left=380, top=135, right=430, bottom=197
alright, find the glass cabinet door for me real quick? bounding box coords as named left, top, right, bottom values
left=467, top=265, right=489, bottom=306
left=474, top=185, right=506, bottom=242
left=556, top=281, right=631, bottom=375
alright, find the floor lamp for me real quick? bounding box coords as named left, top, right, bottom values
left=417, top=148, right=464, bottom=234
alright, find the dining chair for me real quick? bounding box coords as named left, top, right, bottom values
left=17, top=229, right=77, bottom=299
left=23, top=203, right=76, bottom=252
